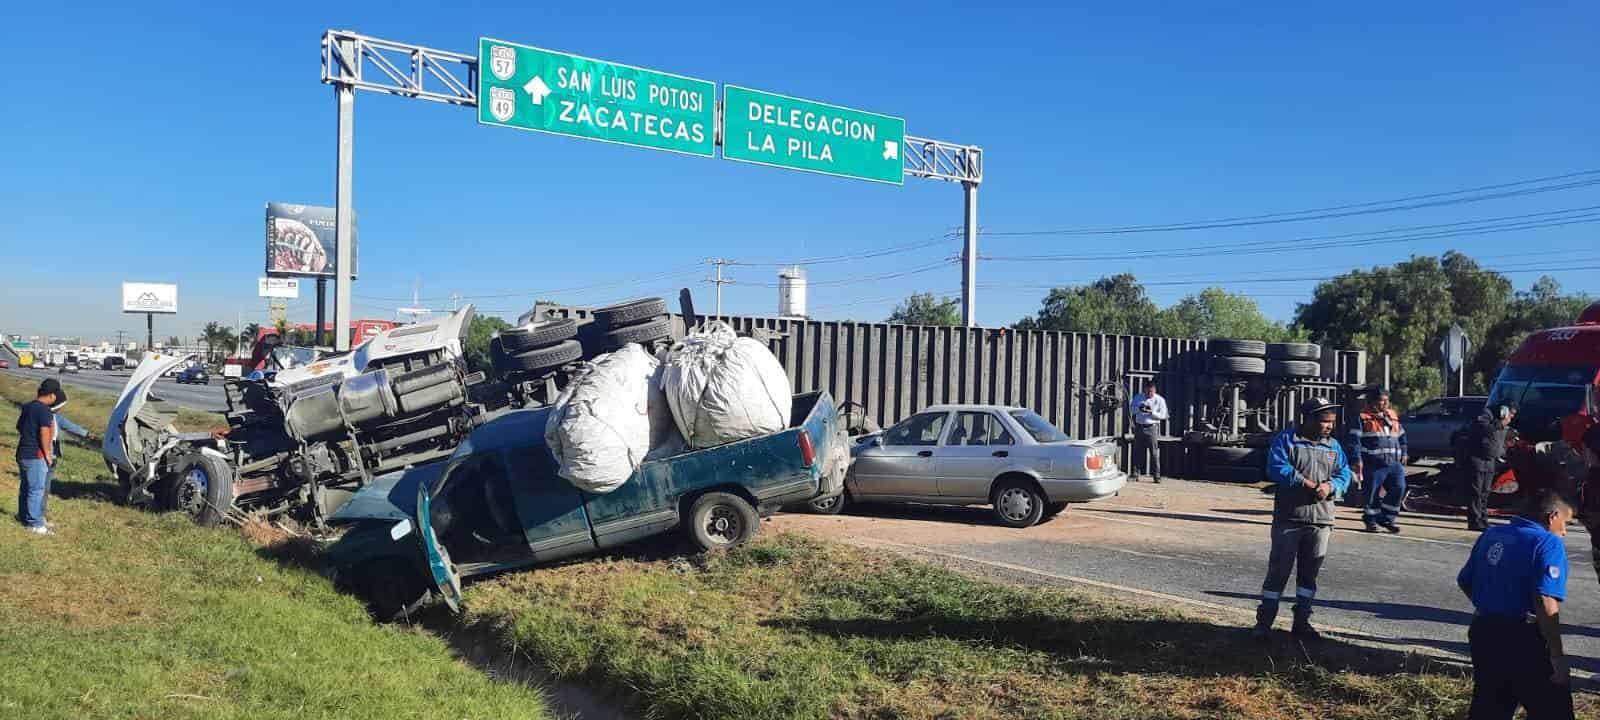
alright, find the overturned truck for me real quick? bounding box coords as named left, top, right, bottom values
left=103, top=307, right=486, bottom=526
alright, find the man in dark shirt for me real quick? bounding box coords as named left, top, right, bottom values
left=14, top=379, right=60, bottom=535
left=1252, top=397, right=1352, bottom=642
left=1457, top=490, right=1574, bottom=719
left=1465, top=403, right=1517, bottom=531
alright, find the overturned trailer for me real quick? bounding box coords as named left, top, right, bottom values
left=104, top=307, right=486, bottom=525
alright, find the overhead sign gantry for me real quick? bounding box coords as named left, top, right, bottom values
left=320, top=30, right=984, bottom=347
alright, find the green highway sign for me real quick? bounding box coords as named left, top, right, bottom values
left=721, top=85, right=905, bottom=185
left=478, top=38, right=716, bottom=157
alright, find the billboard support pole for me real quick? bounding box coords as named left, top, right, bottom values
left=315, top=277, right=328, bottom=347
left=146, top=313, right=153, bottom=352
left=332, top=33, right=357, bottom=352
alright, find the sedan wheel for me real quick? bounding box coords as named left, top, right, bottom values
left=991, top=479, right=1046, bottom=528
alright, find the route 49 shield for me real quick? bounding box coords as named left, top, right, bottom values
left=489, top=87, right=515, bottom=122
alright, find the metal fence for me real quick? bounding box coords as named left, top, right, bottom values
left=535, top=303, right=1366, bottom=473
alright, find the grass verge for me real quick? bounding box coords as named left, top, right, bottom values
left=465, top=532, right=1596, bottom=720
left=0, top=373, right=551, bottom=719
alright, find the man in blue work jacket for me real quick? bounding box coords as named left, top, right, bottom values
left=1457, top=490, right=1575, bottom=719
left=1252, top=397, right=1352, bottom=642
left=1345, top=387, right=1408, bottom=533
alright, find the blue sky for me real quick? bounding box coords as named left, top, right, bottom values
left=2, top=1, right=1596, bottom=342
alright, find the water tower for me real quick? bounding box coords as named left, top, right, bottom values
left=778, top=266, right=808, bottom=319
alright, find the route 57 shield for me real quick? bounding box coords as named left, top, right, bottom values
left=488, top=87, right=515, bottom=122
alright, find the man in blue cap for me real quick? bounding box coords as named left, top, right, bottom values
left=1457, top=490, right=1574, bottom=719
left=1252, top=396, right=1352, bottom=641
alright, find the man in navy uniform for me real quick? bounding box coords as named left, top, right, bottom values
left=1457, top=490, right=1574, bottom=719
left=1252, top=397, right=1351, bottom=641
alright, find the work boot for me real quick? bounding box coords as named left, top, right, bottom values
left=1252, top=604, right=1277, bottom=642
left=1382, top=522, right=1401, bottom=534
left=1363, top=521, right=1380, bottom=533
left=1291, top=610, right=1321, bottom=642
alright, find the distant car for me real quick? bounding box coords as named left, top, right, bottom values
left=175, top=365, right=210, bottom=384
left=102, top=356, right=127, bottom=371
left=1400, top=396, right=1486, bottom=459
left=0, top=359, right=9, bottom=369
left=842, top=404, right=1126, bottom=527
left=59, top=358, right=81, bottom=374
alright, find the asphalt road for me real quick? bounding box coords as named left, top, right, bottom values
left=776, top=477, right=1600, bottom=682
left=2, top=366, right=228, bottom=413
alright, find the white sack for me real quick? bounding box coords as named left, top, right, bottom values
left=544, top=344, right=659, bottom=494
left=661, top=322, right=791, bottom=449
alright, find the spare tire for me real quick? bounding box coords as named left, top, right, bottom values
left=1208, top=339, right=1267, bottom=357
left=1267, top=360, right=1321, bottom=378
left=499, top=319, right=578, bottom=353
left=1266, top=342, right=1321, bottom=361
left=594, top=298, right=668, bottom=331
left=1208, top=355, right=1266, bottom=375
left=501, top=340, right=582, bottom=373
left=598, top=317, right=673, bottom=350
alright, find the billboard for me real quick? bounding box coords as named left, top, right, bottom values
left=122, top=282, right=178, bottom=314
left=258, top=277, right=302, bottom=299
left=265, top=202, right=358, bottom=278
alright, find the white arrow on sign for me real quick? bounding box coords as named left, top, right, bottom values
left=523, top=75, right=551, bottom=105
left=883, top=140, right=899, bottom=161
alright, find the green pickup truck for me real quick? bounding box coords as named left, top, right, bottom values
left=327, top=390, right=850, bottom=616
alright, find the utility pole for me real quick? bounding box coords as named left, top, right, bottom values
left=708, top=258, right=734, bottom=317
left=332, top=33, right=356, bottom=352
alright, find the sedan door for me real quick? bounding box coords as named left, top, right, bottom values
left=849, top=411, right=949, bottom=499
left=1400, top=400, right=1449, bottom=457
left=932, top=411, right=1017, bottom=501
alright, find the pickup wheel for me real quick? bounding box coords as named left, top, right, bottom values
left=162, top=452, right=235, bottom=526
left=991, top=477, right=1046, bottom=528
left=686, top=492, right=760, bottom=551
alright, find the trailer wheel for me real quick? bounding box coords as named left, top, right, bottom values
left=1208, top=356, right=1266, bottom=375
left=687, top=492, right=760, bottom=551
left=501, top=340, right=583, bottom=374
left=1266, top=342, right=1321, bottom=361
left=163, top=453, right=235, bottom=526
left=1266, top=360, right=1321, bottom=378
left=597, top=317, right=673, bottom=350
left=1208, top=339, right=1267, bottom=357
left=499, top=319, right=578, bottom=353
left=594, top=297, right=668, bottom=330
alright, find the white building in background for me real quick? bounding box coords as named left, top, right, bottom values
left=778, top=266, right=808, bottom=319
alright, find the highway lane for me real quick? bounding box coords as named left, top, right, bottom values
left=776, top=477, right=1600, bottom=683
left=2, top=366, right=228, bottom=413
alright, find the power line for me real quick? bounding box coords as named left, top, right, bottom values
left=353, top=264, right=706, bottom=303
left=722, top=259, right=958, bottom=289
left=980, top=170, right=1600, bottom=237
left=979, top=262, right=1600, bottom=292
left=980, top=209, right=1600, bottom=262
left=728, top=232, right=958, bottom=267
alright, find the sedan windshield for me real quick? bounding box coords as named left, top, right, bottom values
left=1008, top=410, right=1069, bottom=443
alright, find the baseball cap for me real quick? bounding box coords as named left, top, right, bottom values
left=1298, top=397, right=1339, bottom=417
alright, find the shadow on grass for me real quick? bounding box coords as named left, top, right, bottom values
left=834, top=502, right=1020, bottom=528
left=762, top=610, right=1467, bottom=683
left=49, top=477, right=120, bottom=502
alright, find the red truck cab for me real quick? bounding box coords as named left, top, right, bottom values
left=1483, top=301, right=1600, bottom=500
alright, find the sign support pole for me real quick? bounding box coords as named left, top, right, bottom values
left=318, top=278, right=329, bottom=346
left=146, top=313, right=154, bottom=352
left=332, top=34, right=357, bottom=352
left=961, top=180, right=978, bottom=327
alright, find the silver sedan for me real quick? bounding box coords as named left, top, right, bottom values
left=832, top=404, right=1125, bottom=527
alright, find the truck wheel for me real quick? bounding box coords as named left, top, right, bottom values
left=502, top=340, right=583, bottom=373
left=499, top=319, right=578, bottom=353
left=687, top=492, right=760, bottom=551
left=991, top=478, right=1046, bottom=528
left=809, top=491, right=847, bottom=515
left=1266, top=342, right=1321, bottom=361
left=1266, top=360, right=1321, bottom=378
left=594, top=297, right=668, bottom=331
left=1208, top=339, right=1267, bottom=357
left=598, top=317, right=673, bottom=350
left=163, top=453, right=235, bottom=526
left=1208, top=356, right=1266, bottom=375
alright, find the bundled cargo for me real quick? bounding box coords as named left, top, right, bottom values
left=661, top=322, right=791, bottom=449
left=544, top=344, right=664, bottom=494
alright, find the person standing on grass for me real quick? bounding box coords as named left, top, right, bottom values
left=1457, top=490, right=1574, bottom=720
left=1128, top=379, right=1168, bottom=484
left=1465, top=403, right=1517, bottom=532
left=14, top=379, right=61, bottom=536
left=1344, top=387, right=1408, bottom=533
left=44, top=390, right=91, bottom=525
left=1251, top=397, right=1351, bottom=642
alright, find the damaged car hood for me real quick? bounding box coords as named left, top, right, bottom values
left=104, top=352, right=194, bottom=473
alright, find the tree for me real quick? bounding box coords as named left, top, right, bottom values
left=242, top=322, right=262, bottom=354
left=1161, top=287, right=1299, bottom=342
left=464, top=314, right=513, bottom=372
left=1293, top=252, right=1512, bottom=408
left=201, top=322, right=238, bottom=362
left=886, top=293, right=962, bottom=326
left=165, top=336, right=182, bottom=349
left=1474, top=276, right=1592, bottom=388
left=1015, top=274, right=1176, bottom=335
